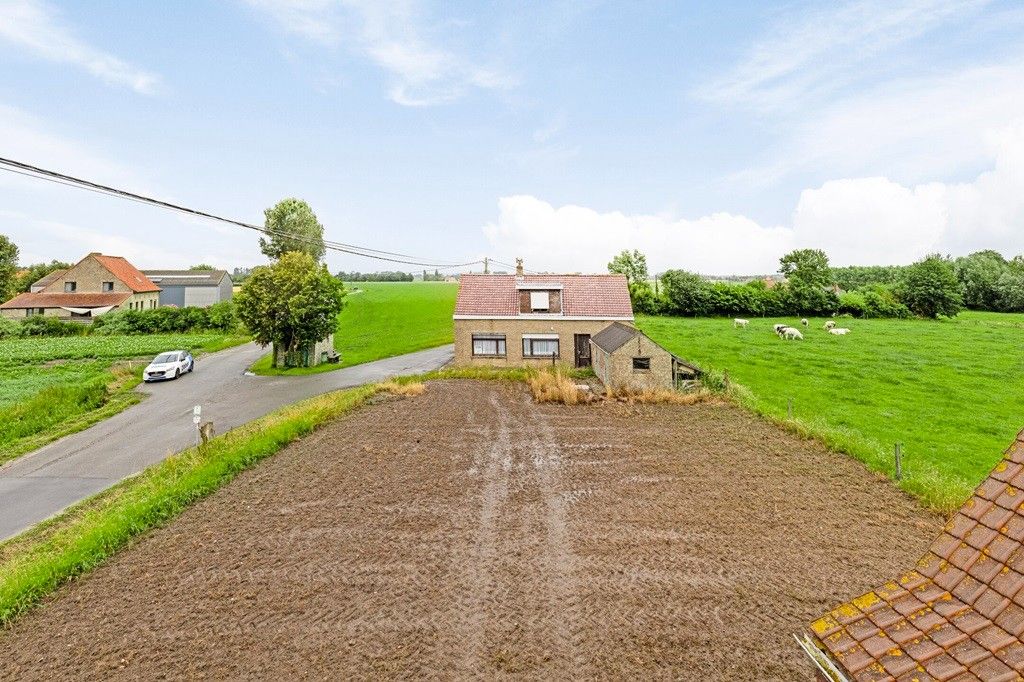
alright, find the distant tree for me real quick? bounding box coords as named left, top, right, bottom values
left=831, top=264, right=905, bottom=290
left=259, top=198, right=326, bottom=262
left=779, top=248, right=836, bottom=314
left=189, top=263, right=215, bottom=271
left=231, top=266, right=253, bottom=283
left=235, top=252, right=345, bottom=367
left=898, top=254, right=964, bottom=318
left=659, top=270, right=712, bottom=316
left=608, top=249, right=649, bottom=286
left=0, top=234, right=19, bottom=302
left=15, top=259, right=70, bottom=292
left=996, top=268, right=1024, bottom=312
left=954, top=250, right=1007, bottom=310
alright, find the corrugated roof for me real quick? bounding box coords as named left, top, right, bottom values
left=0, top=292, right=132, bottom=309
left=805, top=428, right=1024, bottom=681
left=591, top=321, right=641, bottom=352
left=94, top=255, right=160, bottom=293
left=454, top=274, right=633, bottom=318
left=30, top=269, right=67, bottom=290
left=142, top=270, right=228, bottom=287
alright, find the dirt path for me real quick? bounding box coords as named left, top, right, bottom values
left=0, top=380, right=942, bottom=680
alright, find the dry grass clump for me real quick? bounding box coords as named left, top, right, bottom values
left=528, top=369, right=586, bottom=405
left=604, top=386, right=717, bottom=405
left=379, top=381, right=426, bottom=397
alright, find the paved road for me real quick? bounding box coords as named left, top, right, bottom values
left=0, top=343, right=453, bottom=540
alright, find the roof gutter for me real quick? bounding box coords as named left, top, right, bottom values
left=794, top=634, right=850, bottom=682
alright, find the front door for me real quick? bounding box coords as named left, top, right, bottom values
left=574, top=334, right=591, bottom=368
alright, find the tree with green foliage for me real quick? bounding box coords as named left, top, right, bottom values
left=659, top=270, right=712, bottom=316
left=259, top=198, right=326, bottom=262
left=235, top=252, right=345, bottom=367
left=189, top=263, right=215, bottom=271
left=831, top=264, right=905, bottom=290
left=778, top=248, right=837, bottom=314
left=14, top=259, right=70, bottom=293
left=898, top=254, right=964, bottom=318
left=996, top=268, right=1024, bottom=312
left=608, top=249, right=649, bottom=286
left=0, top=234, right=19, bottom=303
left=954, top=250, right=1007, bottom=310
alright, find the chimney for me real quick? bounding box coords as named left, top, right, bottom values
left=515, top=258, right=524, bottom=277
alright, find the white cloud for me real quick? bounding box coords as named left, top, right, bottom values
left=244, top=0, right=513, bottom=105
left=484, top=122, right=1024, bottom=273
left=0, top=0, right=160, bottom=94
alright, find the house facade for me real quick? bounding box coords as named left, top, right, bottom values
left=0, top=253, right=160, bottom=321
left=452, top=265, right=634, bottom=368
left=142, top=270, right=233, bottom=308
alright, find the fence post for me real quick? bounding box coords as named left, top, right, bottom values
left=895, top=443, right=903, bottom=481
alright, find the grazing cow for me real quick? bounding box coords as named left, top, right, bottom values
left=734, top=318, right=749, bottom=328
left=782, top=327, right=804, bottom=340
left=801, top=318, right=809, bottom=327
left=828, top=328, right=851, bottom=335
left=824, top=320, right=836, bottom=330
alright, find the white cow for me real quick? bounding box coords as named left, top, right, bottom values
left=734, top=318, right=749, bottom=328
left=782, top=327, right=804, bottom=340
left=801, top=318, right=809, bottom=327
left=824, top=320, right=836, bottom=330
left=828, top=328, right=851, bottom=335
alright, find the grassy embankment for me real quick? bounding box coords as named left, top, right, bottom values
left=0, top=333, right=248, bottom=462
left=251, top=281, right=457, bottom=375
left=638, top=311, right=1024, bottom=512
left=0, top=366, right=536, bottom=627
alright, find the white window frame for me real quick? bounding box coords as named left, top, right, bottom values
left=472, top=334, right=506, bottom=357
left=522, top=333, right=559, bottom=358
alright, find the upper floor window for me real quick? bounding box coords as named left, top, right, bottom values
left=529, top=291, right=549, bottom=311
left=102, top=281, right=114, bottom=292
left=64, top=281, right=77, bottom=292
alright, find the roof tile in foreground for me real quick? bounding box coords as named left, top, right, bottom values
left=804, top=429, right=1024, bottom=682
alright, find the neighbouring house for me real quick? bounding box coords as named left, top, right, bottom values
left=273, top=334, right=337, bottom=368
left=142, top=269, right=233, bottom=308
left=799, top=428, right=1024, bottom=681
left=590, top=322, right=700, bottom=391
left=0, top=252, right=160, bottom=321
left=453, top=262, right=635, bottom=369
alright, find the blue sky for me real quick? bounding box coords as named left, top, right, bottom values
left=1, top=0, right=1023, bottom=275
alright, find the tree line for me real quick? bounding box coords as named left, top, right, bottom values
left=336, top=271, right=415, bottom=282
left=608, top=247, right=1024, bottom=319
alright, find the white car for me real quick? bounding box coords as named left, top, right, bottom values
left=143, top=350, right=194, bottom=382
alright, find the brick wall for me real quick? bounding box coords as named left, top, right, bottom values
left=593, top=333, right=675, bottom=391
left=453, top=318, right=626, bottom=366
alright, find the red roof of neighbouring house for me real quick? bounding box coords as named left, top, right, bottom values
left=454, top=274, right=633, bottom=318
left=0, top=292, right=132, bottom=309
left=803, top=429, right=1024, bottom=681
left=93, top=255, right=161, bottom=293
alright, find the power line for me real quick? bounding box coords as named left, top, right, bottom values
left=0, top=156, right=484, bottom=269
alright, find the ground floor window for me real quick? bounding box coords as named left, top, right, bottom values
left=522, top=335, right=559, bottom=358
left=632, top=357, right=651, bottom=370
left=472, top=334, right=506, bottom=357
left=25, top=307, right=45, bottom=316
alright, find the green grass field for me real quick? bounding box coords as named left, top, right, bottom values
left=0, top=333, right=248, bottom=461
left=638, top=311, right=1024, bottom=511
left=252, top=281, right=457, bottom=375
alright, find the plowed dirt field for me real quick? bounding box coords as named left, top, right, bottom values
left=0, top=380, right=941, bottom=680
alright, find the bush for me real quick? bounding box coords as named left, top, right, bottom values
left=862, top=284, right=911, bottom=319
left=837, top=291, right=867, bottom=317
left=0, top=316, right=19, bottom=339
left=93, top=303, right=237, bottom=335
left=18, top=316, right=86, bottom=337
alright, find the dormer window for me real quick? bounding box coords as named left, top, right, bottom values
left=530, top=291, right=549, bottom=312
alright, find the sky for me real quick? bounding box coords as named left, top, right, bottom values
left=1, top=0, right=1023, bottom=276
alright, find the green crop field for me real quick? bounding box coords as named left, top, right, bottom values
left=0, top=332, right=248, bottom=461
left=638, top=311, right=1024, bottom=511
left=252, top=281, right=458, bottom=375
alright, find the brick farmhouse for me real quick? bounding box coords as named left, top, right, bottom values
left=0, top=252, right=160, bottom=321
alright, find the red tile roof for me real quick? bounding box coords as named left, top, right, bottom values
left=0, top=292, right=132, bottom=309
left=805, top=429, right=1024, bottom=681
left=454, top=274, right=633, bottom=318
left=94, top=255, right=160, bottom=293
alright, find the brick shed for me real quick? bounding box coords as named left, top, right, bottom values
left=590, top=321, right=699, bottom=391
left=800, top=428, right=1024, bottom=681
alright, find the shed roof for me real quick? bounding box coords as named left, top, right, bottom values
left=454, top=274, right=633, bottom=318
left=142, top=270, right=228, bottom=287
left=0, top=291, right=132, bottom=309
left=591, top=321, right=641, bottom=352
left=804, top=428, right=1024, bottom=681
